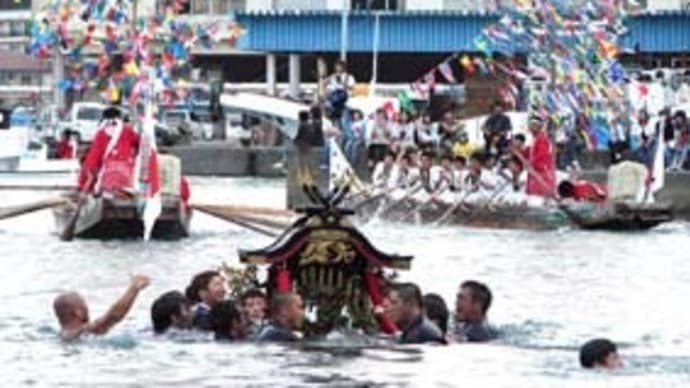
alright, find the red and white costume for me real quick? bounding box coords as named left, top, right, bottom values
left=526, top=131, right=556, bottom=198
left=78, top=119, right=140, bottom=194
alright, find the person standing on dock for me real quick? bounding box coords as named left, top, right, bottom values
left=53, top=274, right=150, bottom=340
left=56, top=130, right=78, bottom=159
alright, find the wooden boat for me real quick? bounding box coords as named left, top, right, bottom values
left=235, top=184, right=412, bottom=336
left=350, top=194, right=673, bottom=231
left=53, top=194, right=191, bottom=240
left=52, top=154, right=191, bottom=240
left=351, top=195, right=570, bottom=231
left=559, top=201, right=673, bottom=231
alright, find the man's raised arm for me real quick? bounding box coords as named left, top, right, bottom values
left=87, top=275, right=150, bottom=335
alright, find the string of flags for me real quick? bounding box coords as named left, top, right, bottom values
left=28, top=0, right=245, bottom=107
left=400, top=0, right=638, bottom=150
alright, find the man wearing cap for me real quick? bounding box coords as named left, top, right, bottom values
left=525, top=116, right=556, bottom=198
left=482, top=101, right=512, bottom=156
left=78, top=106, right=141, bottom=194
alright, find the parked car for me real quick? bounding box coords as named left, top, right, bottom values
left=163, top=109, right=194, bottom=141
left=56, top=102, right=107, bottom=143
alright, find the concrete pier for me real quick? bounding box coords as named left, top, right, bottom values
left=164, top=144, right=284, bottom=177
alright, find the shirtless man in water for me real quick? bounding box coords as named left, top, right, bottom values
left=53, top=275, right=150, bottom=340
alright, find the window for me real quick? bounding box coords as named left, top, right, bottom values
left=0, top=0, right=31, bottom=11
left=157, top=0, right=190, bottom=14
left=20, top=73, right=32, bottom=85
left=76, top=107, right=103, bottom=121
left=189, top=0, right=240, bottom=14
left=10, top=20, right=26, bottom=37
left=275, top=0, right=326, bottom=10
left=191, top=0, right=211, bottom=14
left=351, top=0, right=399, bottom=10
left=0, top=21, right=10, bottom=37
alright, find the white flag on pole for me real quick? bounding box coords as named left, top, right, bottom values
left=139, top=102, right=162, bottom=241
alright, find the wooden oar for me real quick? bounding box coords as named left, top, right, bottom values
left=0, top=198, right=67, bottom=222
left=402, top=186, right=449, bottom=223
left=462, top=179, right=513, bottom=223
left=60, top=192, right=87, bottom=241
left=352, top=185, right=398, bottom=212
left=191, top=204, right=295, bottom=218
left=433, top=188, right=475, bottom=226
left=193, top=205, right=279, bottom=238
left=376, top=185, right=423, bottom=217
left=225, top=212, right=291, bottom=230
left=60, top=175, right=94, bottom=242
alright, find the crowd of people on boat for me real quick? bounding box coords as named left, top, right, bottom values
left=366, top=112, right=607, bottom=208
left=52, top=271, right=622, bottom=371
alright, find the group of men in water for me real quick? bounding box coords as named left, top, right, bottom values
left=370, top=114, right=607, bottom=207
left=52, top=271, right=621, bottom=370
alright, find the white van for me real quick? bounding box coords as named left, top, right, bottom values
left=58, top=102, right=106, bottom=143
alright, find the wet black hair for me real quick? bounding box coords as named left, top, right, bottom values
left=421, top=150, right=436, bottom=160
left=579, top=338, right=618, bottom=368
left=240, top=288, right=267, bottom=305
left=185, top=270, right=222, bottom=304
left=461, top=280, right=492, bottom=314
left=210, top=300, right=243, bottom=341
left=558, top=181, right=576, bottom=198
left=151, top=290, right=188, bottom=334
left=469, top=151, right=484, bottom=163
left=423, top=293, right=449, bottom=336
left=102, top=106, right=121, bottom=120
left=393, top=282, right=424, bottom=309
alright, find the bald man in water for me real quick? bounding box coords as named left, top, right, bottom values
left=53, top=275, right=150, bottom=340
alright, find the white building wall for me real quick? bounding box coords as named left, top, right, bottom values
left=406, top=0, right=444, bottom=11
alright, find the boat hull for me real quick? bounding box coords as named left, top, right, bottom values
left=53, top=195, right=191, bottom=240
left=352, top=195, right=673, bottom=231
left=352, top=196, right=569, bottom=231
left=560, top=202, right=674, bottom=231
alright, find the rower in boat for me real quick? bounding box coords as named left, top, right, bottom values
left=496, top=155, right=528, bottom=205
left=430, top=154, right=456, bottom=204
left=463, top=152, right=497, bottom=203
left=410, top=152, right=436, bottom=202
left=371, top=151, right=397, bottom=191
left=389, top=153, right=420, bottom=200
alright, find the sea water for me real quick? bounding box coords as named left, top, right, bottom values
left=0, top=177, right=689, bottom=387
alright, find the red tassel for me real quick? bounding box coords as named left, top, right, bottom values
left=364, top=272, right=398, bottom=334
left=276, top=268, right=292, bottom=292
